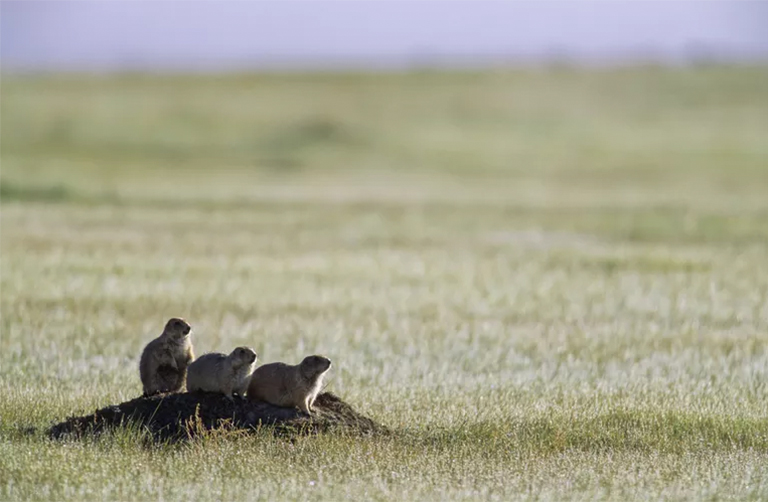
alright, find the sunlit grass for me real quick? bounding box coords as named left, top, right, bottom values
left=1, top=67, right=767, bottom=500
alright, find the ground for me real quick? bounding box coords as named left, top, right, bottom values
left=48, top=392, right=385, bottom=441
left=1, top=67, right=767, bottom=501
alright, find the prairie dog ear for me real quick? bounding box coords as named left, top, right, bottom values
left=237, top=347, right=258, bottom=362
left=164, top=318, right=191, bottom=337
left=306, top=355, right=331, bottom=369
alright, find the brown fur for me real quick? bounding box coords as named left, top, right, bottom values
left=139, top=318, right=194, bottom=396
left=246, top=355, right=331, bottom=415
left=187, top=346, right=257, bottom=399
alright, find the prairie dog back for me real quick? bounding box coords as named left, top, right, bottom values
left=187, top=347, right=257, bottom=399
left=139, top=318, right=194, bottom=396
left=247, top=355, right=331, bottom=414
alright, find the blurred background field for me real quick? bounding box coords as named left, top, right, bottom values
left=2, top=2, right=768, bottom=501
left=4, top=68, right=768, bottom=215
left=3, top=68, right=768, bottom=234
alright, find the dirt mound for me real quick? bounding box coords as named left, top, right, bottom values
left=49, top=392, right=386, bottom=442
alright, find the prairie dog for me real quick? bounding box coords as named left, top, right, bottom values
left=246, top=355, right=331, bottom=415
left=139, top=318, right=194, bottom=396
left=187, top=346, right=258, bottom=399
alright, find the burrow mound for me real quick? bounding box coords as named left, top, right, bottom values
left=48, top=392, right=386, bottom=442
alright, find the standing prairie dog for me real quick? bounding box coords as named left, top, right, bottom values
left=139, top=318, right=194, bottom=396
left=187, top=346, right=258, bottom=399
left=247, top=355, right=332, bottom=415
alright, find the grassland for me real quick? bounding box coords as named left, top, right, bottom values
left=1, top=67, right=768, bottom=501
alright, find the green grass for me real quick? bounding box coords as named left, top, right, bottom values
left=1, top=67, right=768, bottom=501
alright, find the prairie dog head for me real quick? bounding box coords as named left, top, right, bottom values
left=300, top=355, right=332, bottom=380
left=229, top=346, right=258, bottom=368
left=162, top=318, right=192, bottom=342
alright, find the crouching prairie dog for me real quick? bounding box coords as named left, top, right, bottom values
left=247, top=355, right=332, bottom=415
left=187, top=346, right=258, bottom=399
left=139, top=318, right=195, bottom=396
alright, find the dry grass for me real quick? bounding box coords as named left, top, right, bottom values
left=1, top=67, right=768, bottom=501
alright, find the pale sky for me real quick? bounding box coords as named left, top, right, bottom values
left=2, top=1, right=767, bottom=71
